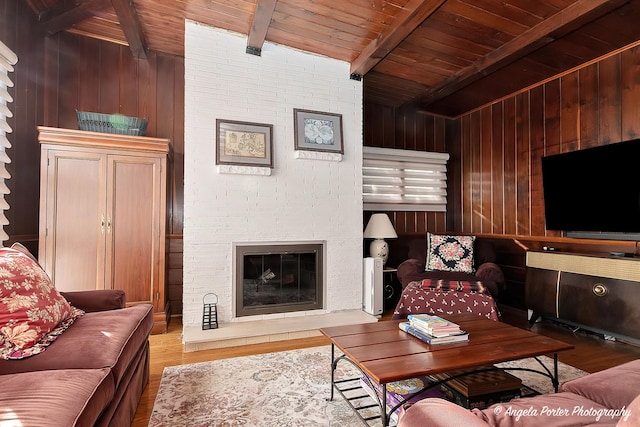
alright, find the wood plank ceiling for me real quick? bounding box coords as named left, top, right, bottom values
left=24, top=0, right=640, bottom=117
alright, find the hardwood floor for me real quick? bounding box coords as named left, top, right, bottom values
left=132, top=309, right=640, bottom=427
left=499, top=306, right=640, bottom=372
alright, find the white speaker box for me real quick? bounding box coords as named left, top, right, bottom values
left=363, top=257, right=383, bottom=316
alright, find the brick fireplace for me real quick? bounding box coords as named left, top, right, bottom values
left=182, top=21, right=374, bottom=349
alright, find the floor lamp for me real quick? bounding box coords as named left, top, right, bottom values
left=363, top=213, right=397, bottom=266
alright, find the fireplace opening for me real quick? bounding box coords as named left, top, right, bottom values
left=235, top=243, right=324, bottom=317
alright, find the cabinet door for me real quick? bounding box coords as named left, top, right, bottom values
left=105, top=155, right=164, bottom=308
left=559, top=272, right=640, bottom=339
left=41, top=149, right=107, bottom=291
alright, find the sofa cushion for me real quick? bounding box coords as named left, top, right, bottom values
left=478, top=392, right=620, bottom=427
left=616, top=393, right=640, bottom=426
left=559, top=359, right=640, bottom=410
left=426, top=233, right=476, bottom=274
left=0, top=368, right=114, bottom=427
left=94, top=340, right=150, bottom=427
left=398, top=398, right=489, bottom=427
left=0, top=303, right=153, bottom=390
left=0, top=247, right=84, bottom=359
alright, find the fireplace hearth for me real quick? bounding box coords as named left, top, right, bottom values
left=235, top=242, right=324, bottom=317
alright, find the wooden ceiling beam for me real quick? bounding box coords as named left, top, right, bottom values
left=23, top=0, right=45, bottom=17
left=350, top=0, right=446, bottom=78
left=39, top=0, right=110, bottom=34
left=110, top=0, right=148, bottom=59
left=246, top=0, right=278, bottom=56
left=417, top=0, right=630, bottom=108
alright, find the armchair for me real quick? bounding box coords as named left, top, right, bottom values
left=396, top=236, right=504, bottom=298
left=392, top=235, right=504, bottom=321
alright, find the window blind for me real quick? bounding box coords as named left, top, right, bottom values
left=363, top=146, right=449, bottom=212
left=0, top=41, right=17, bottom=243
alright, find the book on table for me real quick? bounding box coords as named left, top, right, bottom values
left=399, top=321, right=469, bottom=344
left=406, top=314, right=463, bottom=337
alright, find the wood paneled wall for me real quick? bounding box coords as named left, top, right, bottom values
left=0, top=0, right=46, bottom=251
left=366, top=43, right=640, bottom=241
left=367, top=43, right=640, bottom=310
left=1, top=4, right=185, bottom=238
left=450, top=44, right=640, bottom=237
left=2, top=1, right=185, bottom=314
left=363, top=101, right=450, bottom=236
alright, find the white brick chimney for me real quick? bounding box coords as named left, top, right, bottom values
left=182, top=21, right=368, bottom=346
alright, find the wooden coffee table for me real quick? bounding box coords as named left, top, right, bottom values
left=320, top=313, right=574, bottom=426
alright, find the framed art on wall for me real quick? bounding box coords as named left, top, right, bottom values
left=216, top=119, right=274, bottom=168
left=293, top=109, right=343, bottom=154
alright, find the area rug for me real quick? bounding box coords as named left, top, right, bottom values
left=148, top=346, right=586, bottom=427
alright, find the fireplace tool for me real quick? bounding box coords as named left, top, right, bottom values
left=202, top=293, right=219, bottom=330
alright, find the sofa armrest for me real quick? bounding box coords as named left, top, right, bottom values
left=559, top=359, right=640, bottom=410
left=398, top=398, right=489, bottom=427
left=475, top=262, right=505, bottom=285
left=60, top=289, right=126, bottom=312
left=397, top=258, right=426, bottom=288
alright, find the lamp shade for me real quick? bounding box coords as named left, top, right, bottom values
left=363, top=213, right=398, bottom=239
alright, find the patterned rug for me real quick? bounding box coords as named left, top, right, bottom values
left=148, top=345, right=587, bottom=427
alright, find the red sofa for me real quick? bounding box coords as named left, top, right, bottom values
left=0, top=289, right=153, bottom=427
left=398, top=359, right=640, bottom=427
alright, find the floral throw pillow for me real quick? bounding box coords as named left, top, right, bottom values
left=425, top=233, right=476, bottom=274
left=0, top=247, right=84, bottom=359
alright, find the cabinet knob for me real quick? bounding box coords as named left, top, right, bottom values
left=593, top=283, right=608, bottom=297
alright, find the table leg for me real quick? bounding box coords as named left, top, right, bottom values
left=381, top=383, right=388, bottom=426
left=553, top=353, right=559, bottom=392
left=329, top=343, right=335, bottom=401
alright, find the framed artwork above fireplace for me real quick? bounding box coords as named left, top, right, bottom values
left=293, top=109, right=343, bottom=154
left=216, top=119, right=274, bottom=168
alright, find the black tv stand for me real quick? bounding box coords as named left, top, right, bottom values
left=526, top=251, right=640, bottom=343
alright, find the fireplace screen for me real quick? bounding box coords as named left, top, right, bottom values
left=235, top=243, right=324, bottom=317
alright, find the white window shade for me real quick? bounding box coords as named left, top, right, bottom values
left=0, top=41, right=17, bottom=243
left=363, top=146, right=449, bottom=212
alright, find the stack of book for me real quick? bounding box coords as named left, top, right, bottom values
left=399, top=314, right=469, bottom=344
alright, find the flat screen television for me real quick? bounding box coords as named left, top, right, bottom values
left=541, top=138, right=640, bottom=239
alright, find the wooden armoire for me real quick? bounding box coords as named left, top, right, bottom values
left=37, top=126, right=170, bottom=334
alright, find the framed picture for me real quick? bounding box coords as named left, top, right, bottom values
left=293, top=109, right=344, bottom=154
left=216, top=119, right=274, bottom=168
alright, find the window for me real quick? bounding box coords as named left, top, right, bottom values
left=0, top=41, right=17, bottom=243
left=363, top=146, right=449, bottom=212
